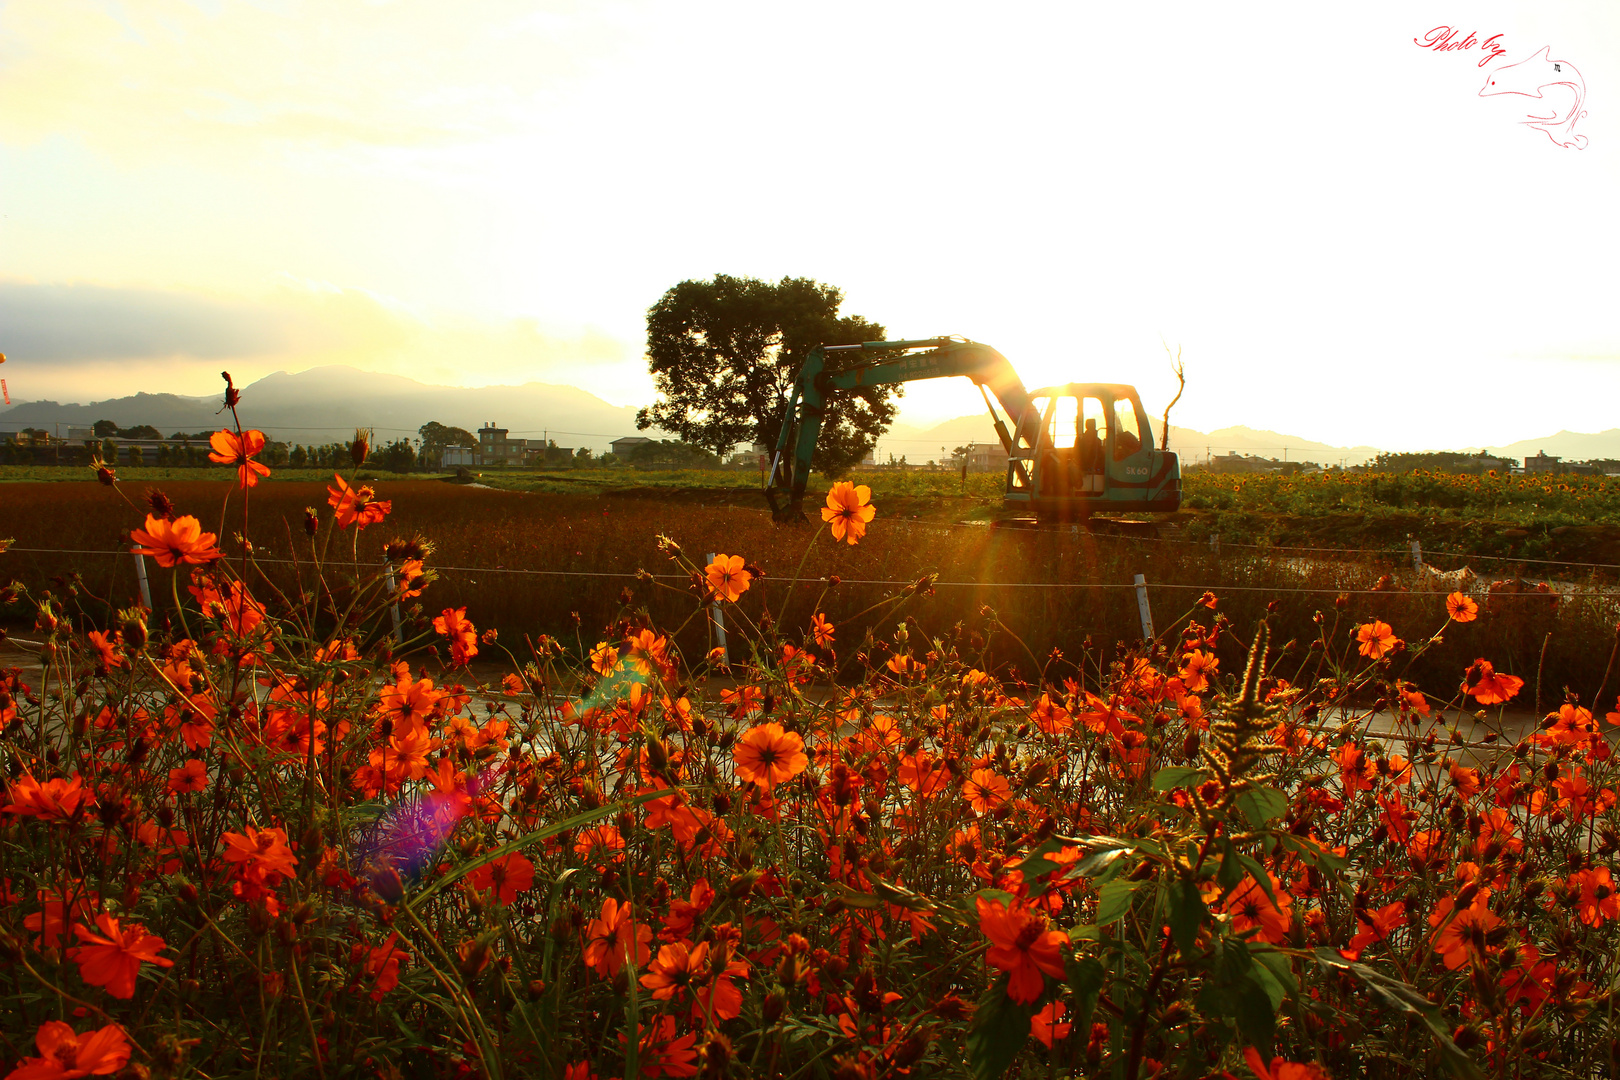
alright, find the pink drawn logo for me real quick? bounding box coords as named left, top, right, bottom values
left=1480, top=47, right=1588, bottom=149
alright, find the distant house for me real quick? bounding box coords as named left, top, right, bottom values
left=961, top=442, right=1009, bottom=473
left=610, top=436, right=653, bottom=459
left=1525, top=451, right=1563, bottom=474
left=442, top=446, right=476, bottom=467
left=478, top=422, right=533, bottom=467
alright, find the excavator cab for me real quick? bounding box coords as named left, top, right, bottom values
left=1003, top=384, right=1180, bottom=520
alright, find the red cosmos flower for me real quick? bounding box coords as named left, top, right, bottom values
left=3, top=774, right=96, bottom=822
left=208, top=429, right=271, bottom=488
left=660, top=879, right=715, bottom=943
left=86, top=631, right=124, bottom=670
left=1242, top=1047, right=1329, bottom=1080
left=1030, top=1000, right=1072, bottom=1048
left=976, top=895, right=1068, bottom=1004
left=361, top=932, right=408, bottom=999
left=583, top=898, right=651, bottom=978
left=221, top=825, right=298, bottom=884
left=962, top=769, right=1011, bottom=814
left=432, top=607, right=479, bottom=667
left=1222, top=874, right=1294, bottom=945
left=1429, top=895, right=1502, bottom=970
left=166, top=759, right=207, bottom=795
left=466, top=851, right=535, bottom=905
left=1354, top=620, right=1400, bottom=660
left=1446, top=591, right=1479, bottom=622
left=1570, top=867, right=1619, bottom=927
left=640, top=940, right=749, bottom=1022
left=326, top=474, right=391, bottom=529
left=1341, top=900, right=1405, bottom=960
left=1463, top=658, right=1523, bottom=705
left=732, top=722, right=808, bottom=790
left=68, top=912, right=174, bottom=999
left=5, top=1020, right=131, bottom=1079
left=811, top=612, right=835, bottom=649
left=130, top=514, right=223, bottom=567
left=820, top=481, right=875, bottom=545
left=1178, top=649, right=1218, bottom=692
left=1031, top=692, right=1072, bottom=734
left=623, top=1015, right=699, bottom=1078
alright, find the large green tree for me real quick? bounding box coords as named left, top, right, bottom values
left=417, top=421, right=477, bottom=468
left=635, top=275, right=898, bottom=476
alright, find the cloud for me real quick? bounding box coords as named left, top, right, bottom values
left=0, top=278, right=644, bottom=404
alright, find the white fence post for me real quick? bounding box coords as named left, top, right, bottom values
left=130, top=549, right=152, bottom=610
left=383, top=561, right=404, bottom=644
left=1134, top=573, right=1154, bottom=640
left=1410, top=539, right=1424, bottom=572
left=706, top=552, right=729, bottom=665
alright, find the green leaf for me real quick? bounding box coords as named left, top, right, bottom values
left=1095, top=880, right=1143, bottom=926
left=1278, top=833, right=1350, bottom=876
left=1066, top=955, right=1106, bottom=1036
left=1232, top=973, right=1276, bottom=1057
left=966, top=977, right=1035, bottom=1080
left=1311, top=949, right=1484, bottom=1080
left=1236, top=786, right=1288, bottom=827
left=1075, top=847, right=1132, bottom=879
left=1216, top=838, right=1244, bottom=892
left=1166, top=879, right=1208, bottom=953
left=1235, top=853, right=1277, bottom=904
left=1151, top=766, right=1205, bottom=791
left=1251, top=947, right=1298, bottom=998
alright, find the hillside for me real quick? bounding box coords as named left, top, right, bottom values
left=0, top=366, right=655, bottom=451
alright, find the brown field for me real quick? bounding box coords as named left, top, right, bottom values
left=3, top=477, right=1616, bottom=699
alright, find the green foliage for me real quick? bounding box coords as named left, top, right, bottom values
left=637, top=274, right=895, bottom=475
left=419, top=421, right=478, bottom=467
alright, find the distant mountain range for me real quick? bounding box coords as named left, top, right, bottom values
left=876, top=416, right=1384, bottom=467
left=5, top=365, right=1616, bottom=466
left=0, top=366, right=657, bottom=452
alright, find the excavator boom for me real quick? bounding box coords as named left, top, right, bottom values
left=765, top=336, right=1181, bottom=522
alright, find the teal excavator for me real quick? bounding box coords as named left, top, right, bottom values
left=764, top=337, right=1181, bottom=523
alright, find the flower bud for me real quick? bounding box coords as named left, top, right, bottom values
left=350, top=428, right=371, bottom=467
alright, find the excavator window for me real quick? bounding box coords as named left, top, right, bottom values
left=1051, top=397, right=1078, bottom=449
left=1112, top=396, right=1143, bottom=460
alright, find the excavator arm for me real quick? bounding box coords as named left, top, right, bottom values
left=765, top=337, right=1036, bottom=521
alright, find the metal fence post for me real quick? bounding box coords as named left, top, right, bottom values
left=1410, top=539, right=1423, bottom=572
left=1134, top=573, right=1154, bottom=640
left=706, top=552, right=728, bottom=666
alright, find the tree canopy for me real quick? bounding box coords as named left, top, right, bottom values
left=418, top=422, right=477, bottom=468
left=635, top=274, right=897, bottom=477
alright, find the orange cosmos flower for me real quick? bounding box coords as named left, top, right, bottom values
left=733, top=722, right=808, bottom=789
left=221, top=825, right=298, bottom=884
left=1030, top=1000, right=1072, bottom=1048
left=1462, top=658, right=1523, bottom=705
left=962, top=769, right=1011, bottom=813
left=208, top=428, right=271, bottom=488
left=1341, top=900, right=1406, bottom=960
left=1178, top=649, right=1218, bottom=692
left=1446, top=592, right=1478, bottom=622
left=3, top=774, right=96, bottom=822
left=705, top=554, right=751, bottom=602
left=810, top=612, right=835, bottom=649
left=166, top=759, right=208, bottom=795
left=1429, top=896, right=1502, bottom=970
left=362, top=932, right=408, bottom=998
left=326, top=473, right=391, bottom=529
left=820, top=481, right=875, bottom=545
left=582, top=898, right=651, bottom=977
left=7, top=1020, right=132, bottom=1079
left=1242, top=1048, right=1329, bottom=1080
left=1354, top=620, right=1400, bottom=660
left=1572, top=866, right=1620, bottom=927
left=130, top=514, right=223, bottom=567
left=976, top=895, right=1068, bottom=1004
left=432, top=607, right=478, bottom=667
left=466, top=851, right=535, bottom=905
left=68, top=912, right=174, bottom=999
left=1221, top=874, right=1294, bottom=945
left=86, top=630, right=125, bottom=670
